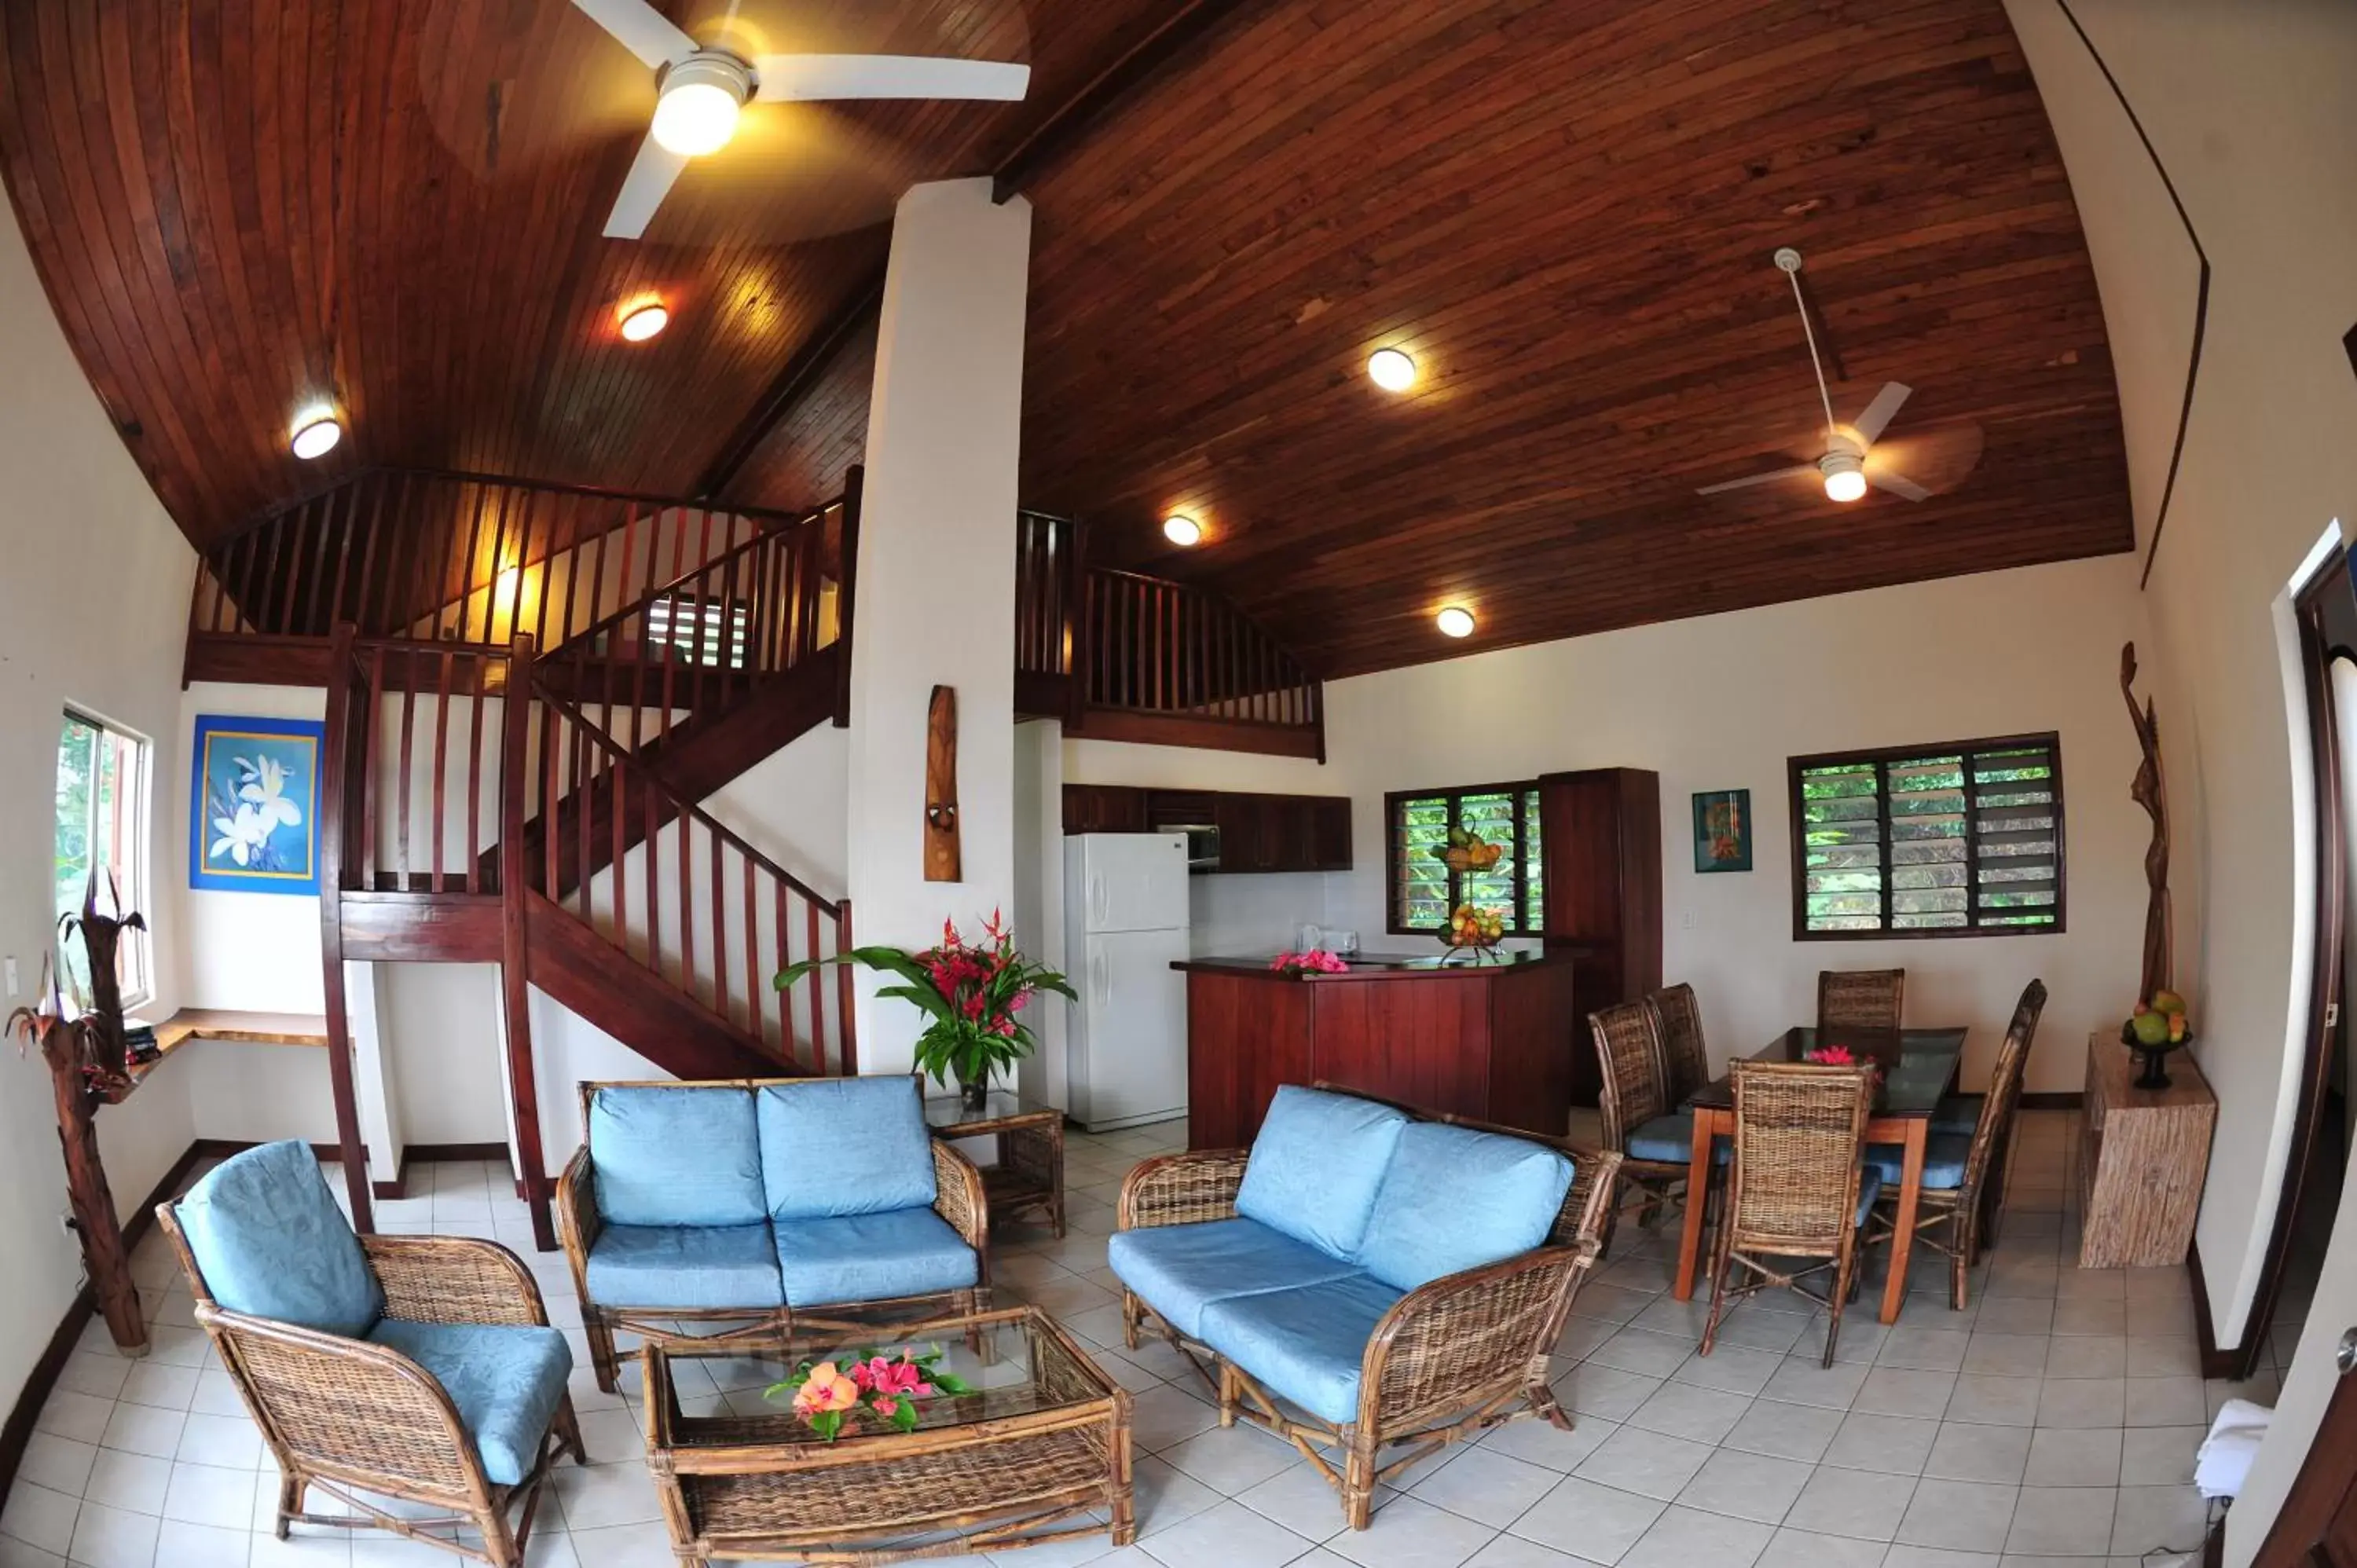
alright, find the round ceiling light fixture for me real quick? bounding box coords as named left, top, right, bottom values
left=1820, top=449, right=1868, bottom=504
left=1367, top=347, right=1417, bottom=392
left=651, top=55, right=751, bottom=156
left=289, top=406, right=342, bottom=460
left=1435, top=605, right=1476, bottom=639
left=1162, top=514, right=1203, bottom=547
left=619, top=302, right=670, bottom=342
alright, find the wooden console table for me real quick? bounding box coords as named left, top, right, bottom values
left=2078, top=1031, right=2216, bottom=1269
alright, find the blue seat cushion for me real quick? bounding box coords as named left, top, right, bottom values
left=1855, top=1167, right=1885, bottom=1227
left=1197, top=1273, right=1403, bottom=1426
left=1864, top=1132, right=1973, bottom=1191
left=174, top=1141, right=383, bottom=1337
left=368, top=1320, right=571, bottom=1486
left=772, top=1208, right=977, bottom=1307
left=1625, top=1111, right=1732, bottom=1167
left=1357, top=1123, right=1574, bottom=1293
left=1108, top=1217, right=1362, bottom=1339
left=1234, top=1087, right=1408, bottom=1262
left=1932, top=1094, right=1984, bottom=1137
left=589, top=1086, right=765, bottom=1228
left=585, top=1224, right=785, bottom=1310
left=759, top=1079, right=938, bottom=1222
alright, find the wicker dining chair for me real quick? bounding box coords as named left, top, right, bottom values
left=1817, top=968, right=1905, bottom=1031
left=1868, top=978, right=2047, bottom=1307
left=1592, top=1001, right=1692, bottom=1239
left=1645, top=983, right=1712, bottom=1106
left=1703, top=1061, right=1880, bottom=1367
left=159, top=1145, right=586, bottom=1567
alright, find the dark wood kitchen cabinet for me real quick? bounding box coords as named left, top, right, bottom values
left=1061, top=784, right=1149, bottom=834
left=1060, top=786, right=1351, bottom=874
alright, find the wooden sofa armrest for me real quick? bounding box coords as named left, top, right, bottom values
left=363, top=1235, right=551, bottom=1328
left=194, top=1302, right=488, bottom=1495
left=1119, top=1150, right=1249, bottom=1229
left=1561, top=1148, right=1622, bottom=1250
left=554, top=1144, right=599, bottom=1303
left=1358, top=1243, right=1592, bottom=1438
left=931, top=1139, right=992, bottom=1277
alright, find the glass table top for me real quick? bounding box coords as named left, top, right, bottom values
left=1686, top=1026, right=1969, bottom=1119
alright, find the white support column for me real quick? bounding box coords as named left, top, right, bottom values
left=845, top=178, right=1033, bottom=1075
left=343, top=962, right=403, bottom=1189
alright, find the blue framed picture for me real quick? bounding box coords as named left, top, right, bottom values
left=1693, top=789, right=1752, bottom=874
left=190, top=715, right=324, bottom=896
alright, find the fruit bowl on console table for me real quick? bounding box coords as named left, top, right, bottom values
left=2117, top=1020, right=2194, bottom=1090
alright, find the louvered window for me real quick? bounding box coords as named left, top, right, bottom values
left=1387, top=784, right=1545, bottom=936
left=647, top=595, right=749, bottom=669
left=1791, top=734, right=2064, bottom=938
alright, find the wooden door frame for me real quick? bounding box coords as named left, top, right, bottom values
left=2229, top=552, right=2357, bottom=1380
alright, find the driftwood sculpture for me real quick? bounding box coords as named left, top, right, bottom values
left=2121, top=643, right=2172, bottom=1003
left=5, top=874, right=151, bottom=1354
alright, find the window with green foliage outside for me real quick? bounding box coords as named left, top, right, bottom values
left=1387, top=784, right=1544, bottom=936
left=1791, top=735, right=2063, bottom=938
left=56, top=710, right=152, bottom=1006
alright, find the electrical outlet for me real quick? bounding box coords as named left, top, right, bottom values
left=4, top=955, right=16, bottom=997
left=1679, top=910, right=1697, bottom=930
left=57, top=1212, right=76, bottom=1239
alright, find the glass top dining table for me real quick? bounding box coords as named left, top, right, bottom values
left=1673, top=1025, right=1971, bottom=1327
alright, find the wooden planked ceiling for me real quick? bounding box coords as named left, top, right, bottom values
left=0, top=0, right=1171, bottom=541
left=1, top=0, right=2133, bottom=676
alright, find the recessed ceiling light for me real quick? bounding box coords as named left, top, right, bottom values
left=651, top=58, right=749, bottom=156
left=1820, top=450, right=1868, bottom=504
left=289, top=407, right=341, bottom=460
left=1162, top=515, right=1203, bottom=547
left=1435, top=606, right=1475, bottom=638
left=620, top=302, right=669, bottom=342
left=1367, top=347, right=1417, bottom=392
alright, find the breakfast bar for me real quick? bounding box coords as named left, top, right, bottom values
left=1174, top=951, right=1580, bottom=1148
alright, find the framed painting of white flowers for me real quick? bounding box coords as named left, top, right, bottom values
left=189, top=715, right=323, bottom=895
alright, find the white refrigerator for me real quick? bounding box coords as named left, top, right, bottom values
left=1064, top=833, right=1190, bottom=1132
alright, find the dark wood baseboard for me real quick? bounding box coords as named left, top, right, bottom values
left=2021, top=1091, right=2085, bottom=1110
left=372, top=1142, right=510, bottom=1200
left=0, top=1141, right=211, bottom=1506
left=2187, top=1236, right=2248, bottom=1379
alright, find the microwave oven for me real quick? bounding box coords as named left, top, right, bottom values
left=1160, top=822, right=1222, bottom=871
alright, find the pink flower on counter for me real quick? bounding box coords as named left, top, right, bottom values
left=1270, top=950, right=1349, bottom=975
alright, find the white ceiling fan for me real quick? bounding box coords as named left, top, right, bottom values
left=1696, top=247, right=1963, bottom=505
left=573, top=0, right=1032, bottom=240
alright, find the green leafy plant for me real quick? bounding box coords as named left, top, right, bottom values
left=776, top=910, right=1074, bottom=1093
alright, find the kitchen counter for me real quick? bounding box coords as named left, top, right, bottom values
left=1179, top=949, right=1578, bottom=1147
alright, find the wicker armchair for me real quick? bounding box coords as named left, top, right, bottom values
left=1593, top=1000, right=1690, bottom=1237
left=1645, top=983, right=1712, bottom=1105
left=1869, top=978, right=2046, bottom=1307
left=1117, top=1100, right=1618, bottom=1530
left=156, top=1210, right=585, bottom=1567
left=1703, top=1061, right=1878, bottom=1367
left=1817, top=968, right=1905, bottom=1031
left=558, top=1079, right=992, bottom=1392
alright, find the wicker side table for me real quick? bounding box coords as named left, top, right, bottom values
left=643, top=1307, right=1131, bottom=1565
left=2078, top=1031, right=2217, bottom=1269
left=926, top=1090, right=1066, bottom=1238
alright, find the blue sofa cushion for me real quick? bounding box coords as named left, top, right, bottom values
left=174, top=1141, right=383, bottom=1337
left=1357, top=1123, right=1574, bottom=1293
left=1108, top=1217, right=1363, bottom=1339
left=1625, top=1110, right=1733, bottom=1167
left=1865, top=1132, right=1972, bottom=1191
left=585, top=1224, right=785, bottom=1310
left=772, top=1208, right=977, bottom=1307
left=368, top=1320, right=571, bottom=1486
left=1197, top=1273, right=1404, bottom=1426
left=588, top=1086, right=765, bottom=1229
left=1234, top=1087, right=1408, bottom=1262
left=758, top=1079, right=938, bottom=1222
left=1932, top=1094, right=1984, bottom=1137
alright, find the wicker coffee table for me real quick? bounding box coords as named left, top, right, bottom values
left=641, top=1306, right=1133, bottom=1564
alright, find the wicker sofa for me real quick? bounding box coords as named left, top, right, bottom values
left=556, top=1075, right=989, bottom=1391
left=1112, top=1085, right=1618, bottom=1529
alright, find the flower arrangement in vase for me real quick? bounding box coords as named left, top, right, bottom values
left=768, top=1346, right=972, bottom=1441
left=1270, top=949, right=1349, bottom=976
left=777, top=910, right=1073, bottom=1112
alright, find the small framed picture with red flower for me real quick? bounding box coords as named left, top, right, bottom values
left=1693, top=789, right=1752, bottom=874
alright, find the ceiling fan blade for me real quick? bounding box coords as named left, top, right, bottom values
left=752, top=53, right=1031, bottom=104
left=1849, top=381, right=1913, bottom=448
left=1696, top=463, right=1815, bottom=496
left=603, top=134, right=688, bottom=239
left=1868, top=471, right=1932, bottom=502
left=570, top=0, right=696, bottom=69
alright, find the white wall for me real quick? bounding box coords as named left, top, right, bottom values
left=0, top=190, right=200, bottom=1404
left=1997, top=3, right=2357, bottom=1559
left=176, top=682, right=328, bottom=1013
left=383, top=965, right=510, bottom=1146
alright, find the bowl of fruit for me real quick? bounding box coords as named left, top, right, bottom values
left=1432, top=828, right=1505, bottom=877
left=2118, top=987, right=2194, bottom=1089
left=1442, top=903, right=1506, bottom=961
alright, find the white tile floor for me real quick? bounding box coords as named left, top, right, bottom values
left=0, top=1112, right=2304, bottom=1568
